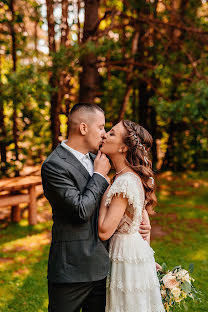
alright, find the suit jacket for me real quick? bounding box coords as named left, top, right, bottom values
left=41, top=144, right=109, bottom=283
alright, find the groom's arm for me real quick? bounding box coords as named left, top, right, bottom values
left=41, top=160, right=109, bottom=223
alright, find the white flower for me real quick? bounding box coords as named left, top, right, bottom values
left=163, top=272, right=180, bottom=289
left=171, top=287, right=181, bottom=297
left=176, top=269, right=190, bottom=282
left=171, top=287, right=181, bottom=302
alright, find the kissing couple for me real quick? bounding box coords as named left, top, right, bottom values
left=41, top=103, right=165, bottom=312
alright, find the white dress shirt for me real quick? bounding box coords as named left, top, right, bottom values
left=61, top=140, right=107, bottom=181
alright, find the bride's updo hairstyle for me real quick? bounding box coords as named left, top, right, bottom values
left=122, top=120, right=157, bottom=214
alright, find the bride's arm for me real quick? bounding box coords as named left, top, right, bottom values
left=98, top=186, right=110, bottom=227
left=98, top=194, right=128, bottom=241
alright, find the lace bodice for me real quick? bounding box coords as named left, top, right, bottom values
left=105, top=172, right=145, bottom=234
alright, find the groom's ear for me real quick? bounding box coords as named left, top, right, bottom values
left=80, top=122, right=88, bottom=135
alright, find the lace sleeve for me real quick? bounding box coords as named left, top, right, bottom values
left=105, top=173, right=145, bottom=220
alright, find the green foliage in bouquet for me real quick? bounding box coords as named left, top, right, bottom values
left=157, top=263, right=200, bottom=311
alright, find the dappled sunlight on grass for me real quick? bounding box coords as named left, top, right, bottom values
left=191, top=249, right=208, bottom=261
left=0, top=210, right=52, bottom=311
left=37, top=298, right=49, bottom=312
left=0, top=218, right=52, bottom=245
left=0, top=244, right=49, bottom=312
left=1, top=231, right=51, bottom=253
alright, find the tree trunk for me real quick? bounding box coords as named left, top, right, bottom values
left=79, top=0, right=100, bottom=104
left=60, top=0, right=71, bottom=140
left=77, top=0, right=81, bottom=44
left=46, top=0, right=56, bottom=52
left=161, top=0, right=185, bottom=170
left=46, top=0, right=60, bottom=150
left=161, top=120, right=175, bottom=171
left=10, top=0, right=19, bottom=176
left=50, top=75, right=60, bottom=150
left=132, top=88, right=137, bottom=121
left=149, top=0, right=159, bottom=169
left=192, top=129, right=199, bottom=170
left=134, top=2, right=159, bottom=168
left=138, top=81, right=149, bottom=130
left=0, top=104, right=6, bottom=169
left=34, top=8, right=38, bottom=55
left=0, top=48, right=7, bottom=175
left=117, top=32, right=139, bottom=122
left=149, top=106, right=158, bottom=169
left=135, top=2, right=150, bottom=130
left=61, top=0, right=69, bottom=46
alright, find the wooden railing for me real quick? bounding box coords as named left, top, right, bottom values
left=0, top=176, right=43, bottom=225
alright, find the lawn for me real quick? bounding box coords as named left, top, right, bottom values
left=0, top=172, right=207, bottom=312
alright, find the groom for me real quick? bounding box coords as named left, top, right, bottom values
left=41, top=103, right=151, bottom=312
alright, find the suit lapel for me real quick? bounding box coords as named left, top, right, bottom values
left=56, top=144, right=91, bottom=180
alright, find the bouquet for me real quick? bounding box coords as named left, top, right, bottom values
left=157, top=263, right=199, bottom=311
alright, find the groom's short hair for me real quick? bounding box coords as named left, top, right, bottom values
left=68, top=103, right=104, bottom=134
left=69, top=103, right=104, bottom=116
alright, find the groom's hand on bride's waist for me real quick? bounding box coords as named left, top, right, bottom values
left=139, top=209, right=151, bottom=241
left=139, top=223, right=151, bottom=240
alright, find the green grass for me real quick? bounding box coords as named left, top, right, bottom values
left=0, top=172, right=208, bottom=311
left=0, top=221, right=52, bottom=312
left=151, top=171, right=208, bottom=311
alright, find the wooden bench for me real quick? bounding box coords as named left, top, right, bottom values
left=0, top=176, right=43, bottom=225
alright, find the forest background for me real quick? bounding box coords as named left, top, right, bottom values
left=0, top=0, right=208, bottom=176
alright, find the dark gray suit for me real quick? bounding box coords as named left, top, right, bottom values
left=41, top=144, right=109, bottom=311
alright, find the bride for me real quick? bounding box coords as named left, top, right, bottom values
left=98, top=120, right=165, bottom=312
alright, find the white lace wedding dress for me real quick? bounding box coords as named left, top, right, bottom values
left=105, top=172, right=165, bottom=312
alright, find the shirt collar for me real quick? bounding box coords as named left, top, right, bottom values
left=61, top=140, right=90, bottom=161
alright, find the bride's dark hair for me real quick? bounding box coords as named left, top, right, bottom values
left=122, top=120, right=157, bottom=214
